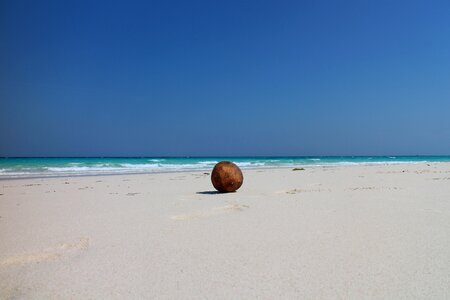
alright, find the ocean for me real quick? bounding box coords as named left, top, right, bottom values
left=0, top=156, right=449, bottom=179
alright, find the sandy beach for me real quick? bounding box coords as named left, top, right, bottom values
left=1, top=163, right=450, bottom=299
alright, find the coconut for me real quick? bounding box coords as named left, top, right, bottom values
left=211, top=161, right=243, bottom=193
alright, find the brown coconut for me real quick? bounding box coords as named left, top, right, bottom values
left=211, top=161, right=243, bottom=193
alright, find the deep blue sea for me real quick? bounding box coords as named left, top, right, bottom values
left=1, top=156, right=449, bottom=179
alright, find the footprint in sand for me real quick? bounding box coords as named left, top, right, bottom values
left=171, top=204, right=249, bottom=221
left=126, top=192, right=140, bottom=196
left=432, top=177, right=450, bottom=180
left=283, top=188, right=330, bottom=194
left=0, top=237, right=90, bottom=268
left=346, top=186, right=402, bottom=191
left=169, top=176, right=186, bottom=181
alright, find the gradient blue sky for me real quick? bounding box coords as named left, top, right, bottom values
left=1, top=0, right=449, bottom=157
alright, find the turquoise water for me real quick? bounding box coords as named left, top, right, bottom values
left=1, top=156, right=449, bottom=179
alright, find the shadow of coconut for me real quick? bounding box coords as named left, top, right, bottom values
left=196, top=191, right=232, bottom=195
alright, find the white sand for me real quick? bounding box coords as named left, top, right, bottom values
left=1, top=163, right=450, bottom=299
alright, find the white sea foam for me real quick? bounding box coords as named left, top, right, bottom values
left=236, top=162, right=266, bottom=167
left=158, top=163, right=215, bottom=169
left=317, top=160, right=428, bottom=167
left=118, top=163, right=160, bottom=169
left=47, top=166, right=125, bottom=172
left=0, top=172, right=36, bottom=177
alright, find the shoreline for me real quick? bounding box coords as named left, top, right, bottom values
left=0, top=161, right=447, bottom=181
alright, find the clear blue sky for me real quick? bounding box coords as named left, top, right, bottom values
left=1, top=0, right=449, bottom=157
